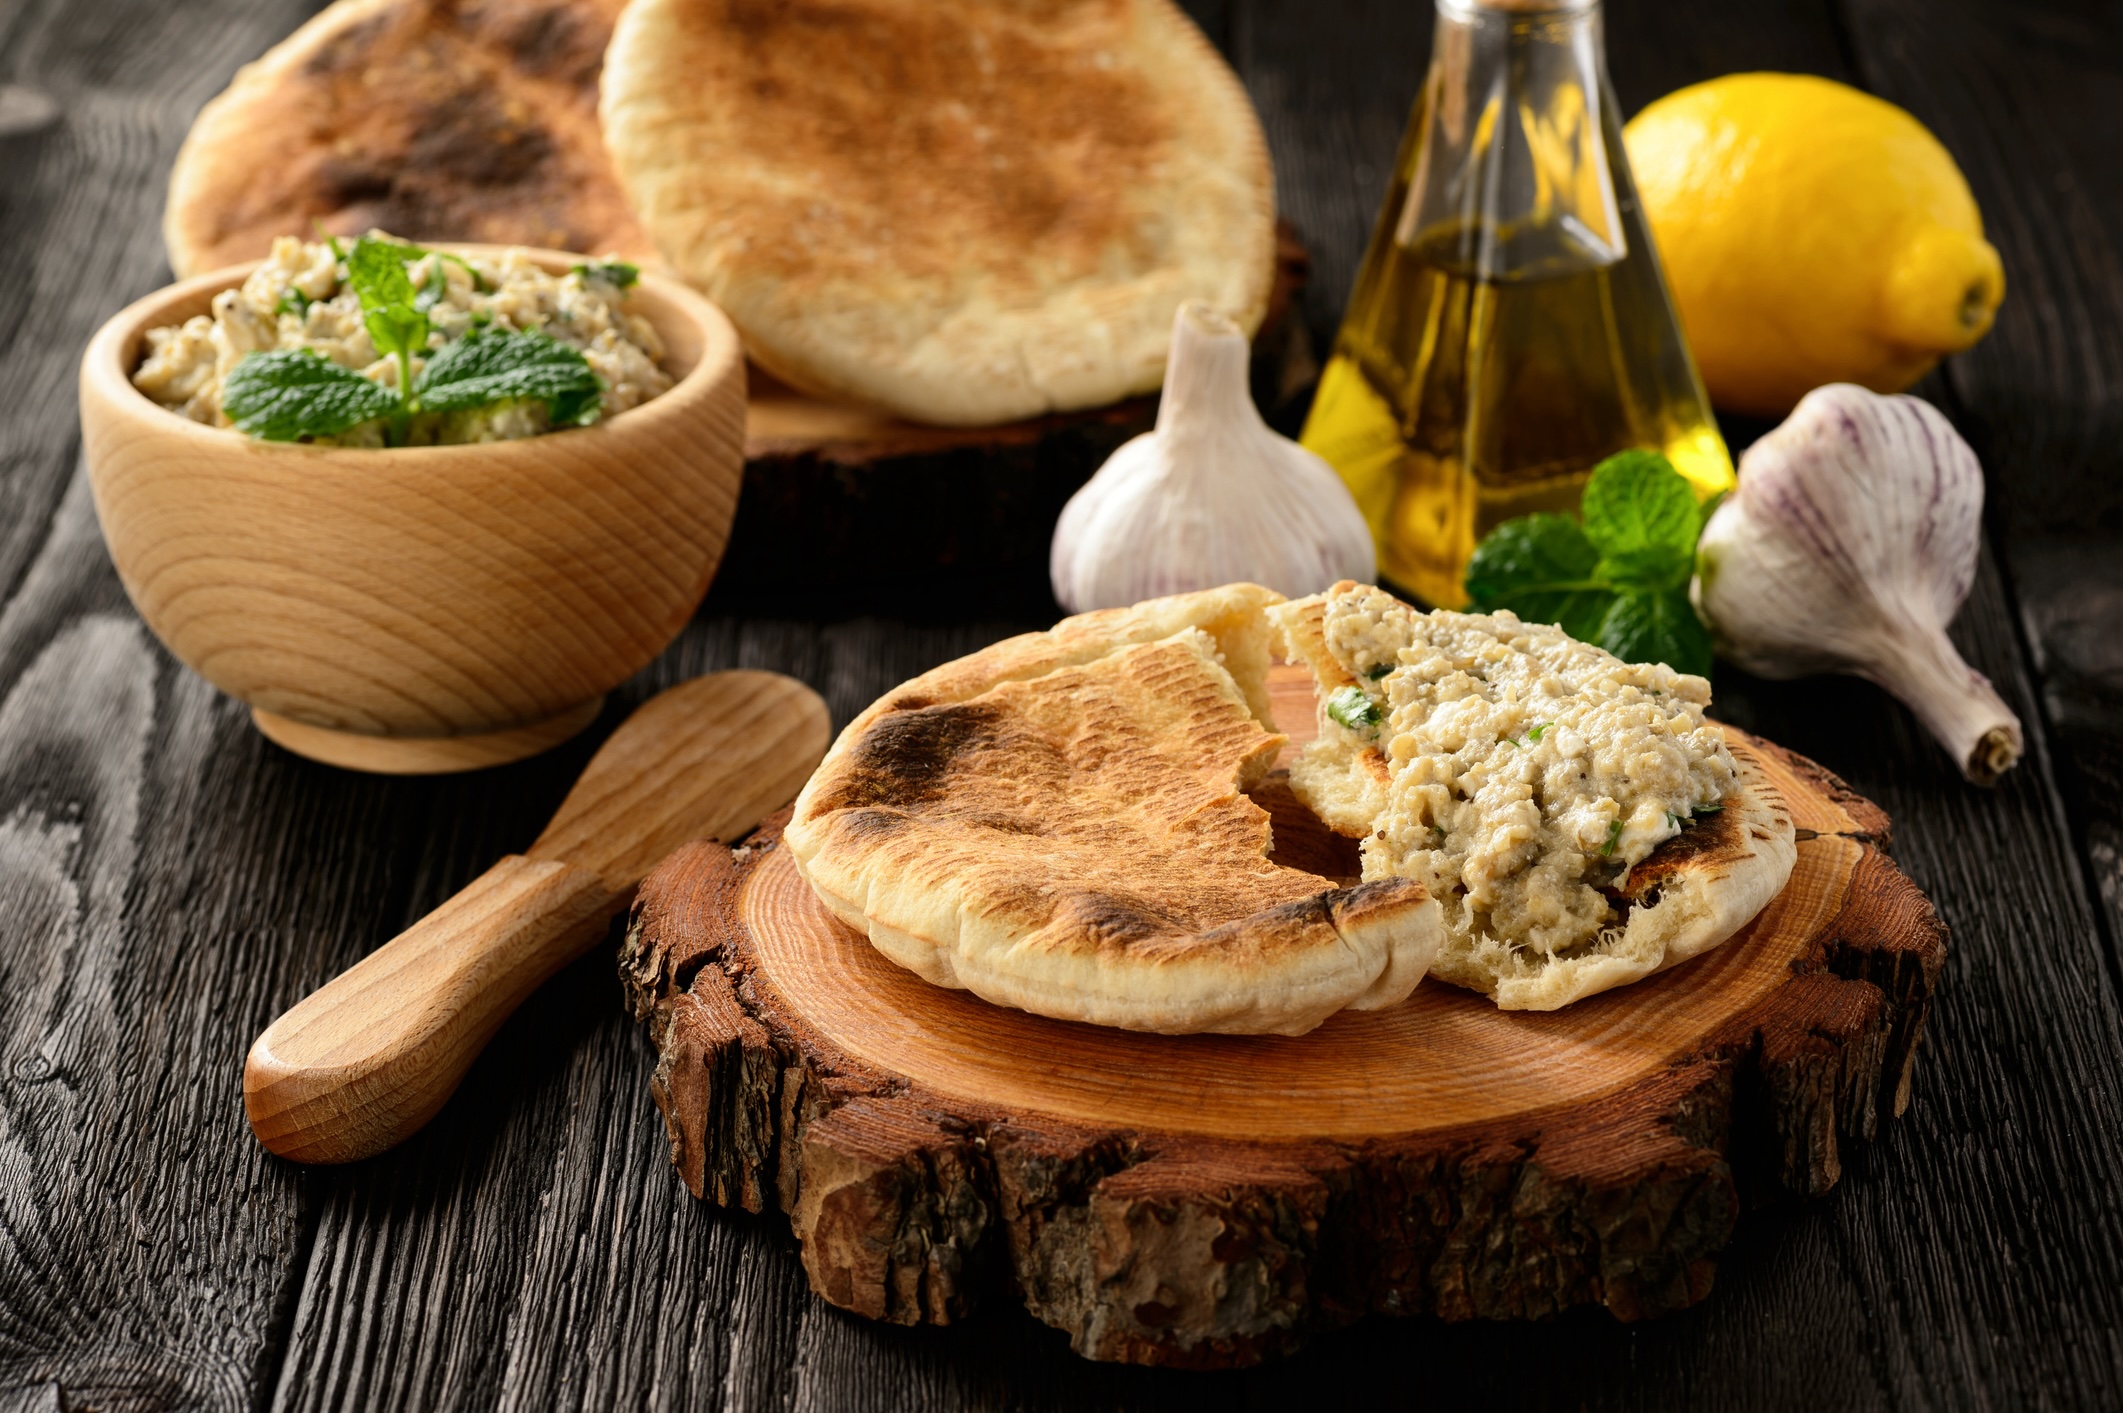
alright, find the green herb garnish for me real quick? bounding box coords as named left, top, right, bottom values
left=1526, top=722, right=1550, bottom=742
left=1326, top=685, right=1383, bottom=733
left=1464, top=450, right=1718, bottom=677
left=222, top=350, right=401, bottom=442
left=414, top=264, right=450, bottom=313
left=572, top=260, right=640, bottom=289
left=1693, top=802, right=1723, bottom=816
left=223, top=237, right=602, bottom=444
left=1600, top=818, right=1625, bottom=857
left=415, top=325, right=603, bottom=427
left=1364, top=662, right=1393, bottom=681
left=346, top=236, right=429, bottom=434
left=275, top=287, right=311, bottom=318
left=351, top=233, right=487, bottom=291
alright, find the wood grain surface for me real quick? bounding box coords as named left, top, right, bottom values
left=1, top=0, right=2121, bottom=1408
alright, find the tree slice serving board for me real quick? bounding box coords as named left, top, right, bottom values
left=620, top=664, right=1946, bottom=1368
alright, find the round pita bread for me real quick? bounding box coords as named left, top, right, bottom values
left=600, top=0, right=1276, bottom=426
left=164, top=0, right=651, bottom=279
left=1271, top=586, right=1799, bottom=1011
left=783, top=586, right=1442, bottom=1036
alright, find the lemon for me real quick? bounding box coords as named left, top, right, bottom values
left=1623, top=73, right=2004, bottom=418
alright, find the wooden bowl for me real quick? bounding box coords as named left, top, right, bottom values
left=78, top=248, right=746, bottom=774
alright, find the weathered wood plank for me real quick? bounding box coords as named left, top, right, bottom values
left=1832, top=0, right=2123, bottom=959
left=0, top=2, right=336, bottom=1410
left=0, top=0, right=2118, bottom=1408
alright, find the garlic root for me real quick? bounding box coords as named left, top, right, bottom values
left=1859, top=622, right=2022, bottom=785
left=1049, top=302, right=1375, bottom=613
left=1692, top=382, right=2022, bottom=785
left=1834, top=619, right=2012, bottom=780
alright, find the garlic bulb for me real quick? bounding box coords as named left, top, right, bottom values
left=1693, top=383, right=2022, bottom=784
left=1049, top=302, right=1376, bottom=612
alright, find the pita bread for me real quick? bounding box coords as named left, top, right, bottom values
left=600, top=0, right=1276, bottom=426
left=1271, top=585, right=1798, bottom=1011
left=164, top=0, right=651, bottom=279
left=784, top=587, right=1441, bottom=1036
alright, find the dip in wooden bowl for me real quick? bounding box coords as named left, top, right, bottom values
left=79, top=245, right=746, bottom=773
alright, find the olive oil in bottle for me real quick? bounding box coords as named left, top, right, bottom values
left=1302, top=0, right=1733, bottom=609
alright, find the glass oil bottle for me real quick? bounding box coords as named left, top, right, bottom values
left=1301, top=0, right=1733, bottom=609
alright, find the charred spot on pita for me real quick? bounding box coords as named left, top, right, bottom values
left=810, top=702, right=1007, bottom=812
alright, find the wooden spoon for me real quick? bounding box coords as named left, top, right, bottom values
left=244, top=671, right=832, bottom=1164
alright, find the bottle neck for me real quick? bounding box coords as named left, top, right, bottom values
left=1438, top=0, right=1597, bottom=15
left=1403, top=0, right=1622, bottom=281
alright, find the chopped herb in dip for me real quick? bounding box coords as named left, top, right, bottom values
left=133, top=234, right=673, bottom=446
left=1326, top=684, right=1383, bottom=733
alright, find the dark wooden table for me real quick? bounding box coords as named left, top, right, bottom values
left=4, top=1, right=2121, bottom=1407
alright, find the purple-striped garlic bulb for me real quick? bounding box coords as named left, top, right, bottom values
left=1693, top=383, right=2022, bottom=784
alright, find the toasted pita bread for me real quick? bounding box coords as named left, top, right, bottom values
left=600, top=0, right=1276, bottom=426
left=1272, top=585, right=1798, bottom=1011
left=164, top=0, right=651, bottom=279
left=784, top=587, right=1441, bottom=1036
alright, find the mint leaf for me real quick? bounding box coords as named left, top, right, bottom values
left=1465, top=450, right=1722, bottom=676
left=414, top=264, right=450, bottom=313
left=1596, top=589, right=1713, bottom=677
left=223, top=350, right=399, bottom=442
left=572, top=260, right=640, bottom=289
left=364, top=305, right=428, bottom=362
left=547, top=382, right=603, bottom=429
left=385, top=241, right=489, bottom=296
left=346, top=238, right=428, bottom=431
left=415, top=325, right=602, bottom=422
left=1464, top=512, right=1610, bottom=641
left=1581, top=450, right=1700, bottom=591
left=347, top=236, right=420, bottom=324
left=1466, top=512, right=1599, bottom=593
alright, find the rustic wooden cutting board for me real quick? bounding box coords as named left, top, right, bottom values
left=619, top=664, right=1945, bottom=1368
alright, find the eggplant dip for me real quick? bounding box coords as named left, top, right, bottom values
left=133, top=234, right=672, bottom=446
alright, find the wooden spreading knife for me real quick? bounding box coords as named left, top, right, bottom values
left=244, top=670, right=831, bottom=1164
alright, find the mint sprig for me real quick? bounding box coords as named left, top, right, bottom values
left=1464, top=450, right=1719, bottom=677
left=222, top=237, right=604, bottom=445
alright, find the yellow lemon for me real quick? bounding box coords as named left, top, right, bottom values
left=1623, top=73, right=2004, bottom=418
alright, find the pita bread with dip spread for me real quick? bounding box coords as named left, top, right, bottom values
left=1272, top=582, right=1798, bottom=1011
